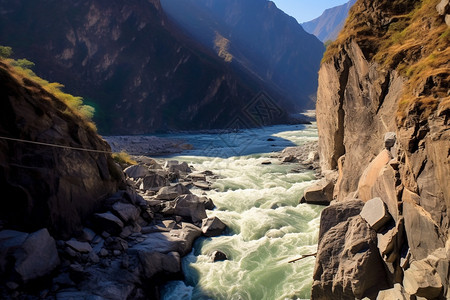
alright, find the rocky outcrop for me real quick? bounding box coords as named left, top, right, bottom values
left=313, top=0, right=449, bottom=299
left=0, top=61, right=124, bottom=238
left=0, top=0, right=294, bottom=134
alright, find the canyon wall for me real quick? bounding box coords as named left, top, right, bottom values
left=313, top=0, right=450, bottom=298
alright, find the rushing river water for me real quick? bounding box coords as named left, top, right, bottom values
left=159, top=124, right=323, bottom=300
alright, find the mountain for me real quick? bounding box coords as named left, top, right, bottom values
left=312, top=0, right=449, bottom=298
left=301, top=0, right=356, bottom=42
left=0, top=0, right=292, bottom=134
left=160, top=0, right=325, bottom=111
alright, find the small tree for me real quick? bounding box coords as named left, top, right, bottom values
left=0, top=46, right=13, bottom=58
left=15, top=58, right=35, bottom=69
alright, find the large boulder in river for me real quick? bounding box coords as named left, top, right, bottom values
left=156, top=184, right=191, bottom=200
left=312, top=215, right=389, bottom=299
left=300, top=178, right=335, bottom=205
left=161, top=194, right=207, bottom=223
left=0, top=63, right=124, bottom=238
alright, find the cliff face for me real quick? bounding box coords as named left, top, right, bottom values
left=302, top=0, right=357, bottom=42
left=314, top=0, right=449, bottom=298
left=0, top=0, right=289, bottom=134
left=0, top=61, right=124, bottom=238
left=161, top=0, right=324, bottom=110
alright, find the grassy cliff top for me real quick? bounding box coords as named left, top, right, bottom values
left=323, top=0, right=449, bottom=121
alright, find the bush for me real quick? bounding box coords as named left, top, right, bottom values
left=0, top=46, right=12, bottom=58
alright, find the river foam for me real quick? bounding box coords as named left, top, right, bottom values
left=161, top=123, right=322, bottom=300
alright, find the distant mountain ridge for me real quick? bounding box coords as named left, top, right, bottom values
left=301, top=0, right=356, bottom=42
left=0, top=0, right=296, bottom=134
left=161, top=0, right=325, bottom=111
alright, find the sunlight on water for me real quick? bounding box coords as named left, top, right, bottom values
left=161, top=124, right=322, bottom=300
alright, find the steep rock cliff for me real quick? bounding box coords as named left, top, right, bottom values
left=314, top=0, right=449, bottom=298
left=0, top=61, right=124, bottom=238
left=0, top=0, right=289, bottom=134
left=161, top=0, right=325, bottom=110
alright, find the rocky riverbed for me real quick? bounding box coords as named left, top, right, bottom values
left=0, top=136, right=321, bottom=300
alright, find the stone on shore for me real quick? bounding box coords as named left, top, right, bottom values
left=124, top=165, right=150, bottom=179
left=138, top=251, right=181, bottom=279
left=140, top=173, right=169, bottom=191
left=376, top=284, right=409, bottom=300
left=14, top=228, right=60, bottom=282
left=360, top=197, right=392, bottom=232
left=156, top=184, right=191, bottom=200
left=66, top=240, right=93, bottom=253
left=202, top=217, right=226, bottom=237
left=161, top=194, right=207, bottom=223
left=94, top=212, right=124, bottom=235
left=300, top=178, right=334, bottom=205
left=112, top=202, right=140, bottom=223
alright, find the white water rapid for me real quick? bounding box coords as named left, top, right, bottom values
left=160, top=124, right=322, bottom=300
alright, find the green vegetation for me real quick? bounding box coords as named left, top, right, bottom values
left=321, top=0, right=449, bottom=121
left=112, top=151, right=137, bottom=166
left=1, top=46, right=97, bottom=130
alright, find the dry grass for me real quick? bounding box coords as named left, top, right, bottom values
left=2, top=57, right=97, bottom=131
left=214, top=32, right=233, bottom=63
left=322, top=0, right=449, bottom=122
left=112, top=151, right=137, bottom=166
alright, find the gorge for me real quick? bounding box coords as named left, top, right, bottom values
left=0, top=0, right=449, bottom=299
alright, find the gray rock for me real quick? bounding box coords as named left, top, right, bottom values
left=140, top=173, right=169, bottom=191
left=138, top=251, right=181, bottom=279
left=189, top=173, right=206, bottom=182
left=81, top=228, right=96, bottom=242
left=66, top=240, right=93, bottom=253
left=436, top=0, right=450, bottom=15
left=200, top=196, right=215, bottom=210
left=384, top=132, right=396, bottom=149
left=211, top=250, right=228, bottom=262
left=317, top=199, right=365, bottom=239
left=124, top=164, right=150, bottom=179
left=156, top=183, right=191, bottom=200
left=112, top=202, right=140, bottom=223
left=162, top=194, right=207, bottom=223
left=94, top=212, right=124, bottom=235
left=0, top=230, right=29, bottom=274
left=166, top=161, right=191, bottom=173
left=403, top=260, right=442, bottom=298
left=312, top=215, right=389, bottom=299
left=376, top=283, right=409, bottom=300
left=14, top=228, right=60, bottom=282
left=193, top=181, right=211, bottom=190
left=300, top=178, right=334, bottom=205
left=202, top=217, right=226, bottom=237
left=360, top=197, right=392, bottom=232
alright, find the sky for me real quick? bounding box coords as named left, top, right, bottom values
left=271, top=0, right=349, bottom=23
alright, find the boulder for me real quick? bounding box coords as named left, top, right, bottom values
left=0, top=230, right=29, bottom=274
left=403, top=260, right=442, bottom=298
left=164, top=161, right=191, bottom=173
left=384, top=132, right=396, bottom=149
left=357, top=149, right=392, bottom=202
left=80, top=228, right=96, bottom=242
left=112, top=202, right=140, bottom=223
left=300, top=178, right=334, bottom=205
left=371, top=165, right=399, bottom=222
left=138, top=251, right=181, bottom=279
left=377, top=217, right=404, bottom=263
left=14, top=228, right=60, bottom=282
left=436, top=0, right=450, bottom=15
left=193, top=181, right=211, bottom=190
left=312, top=215, right=389, bottom=299
left=317, top=199, right=365, bottom=239
left=202, top=217, right=226, bottom=237
left=93, top=212, right=124, bottom=235
left=360, top=197, right=392, bottom=232
left=156, top=184, right=191, bottom=201
left=123, top=165, right=150, bottom=179
left=140, top=173, right=169, bottom=191
left=403, top=200, right=445, bottom=260
left=66, top=240, right=93, bottom=253
left=211, top=250, right=228, bottom=262
left=170, top=223, right=202, bottom=255
left=376, top=284, right=409, bottom=300
left=189, top=173, right=206, bottom=182
left=200, top=196, right=215, bottom=210
left=162, top=194, right=207, bottom=223
left=282, top=155, right=295, bottom=163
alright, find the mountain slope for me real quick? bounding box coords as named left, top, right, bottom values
left=313, top=0, right=449, bottom=298
left=0, top=59, right=124, bottom=238
left=161, top=0, right=325, bottom=110
left=301, top=0, right=357, bottom=42
left=0, top=0, right=290, bottom=134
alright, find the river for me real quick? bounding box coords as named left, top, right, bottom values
left=158, top=123, right=323, bottom=300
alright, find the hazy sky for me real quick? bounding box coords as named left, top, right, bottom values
left=271, top=0, right=349, bottom=23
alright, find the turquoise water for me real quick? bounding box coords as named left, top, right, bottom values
left=161, top=124, right=322, bottom=300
